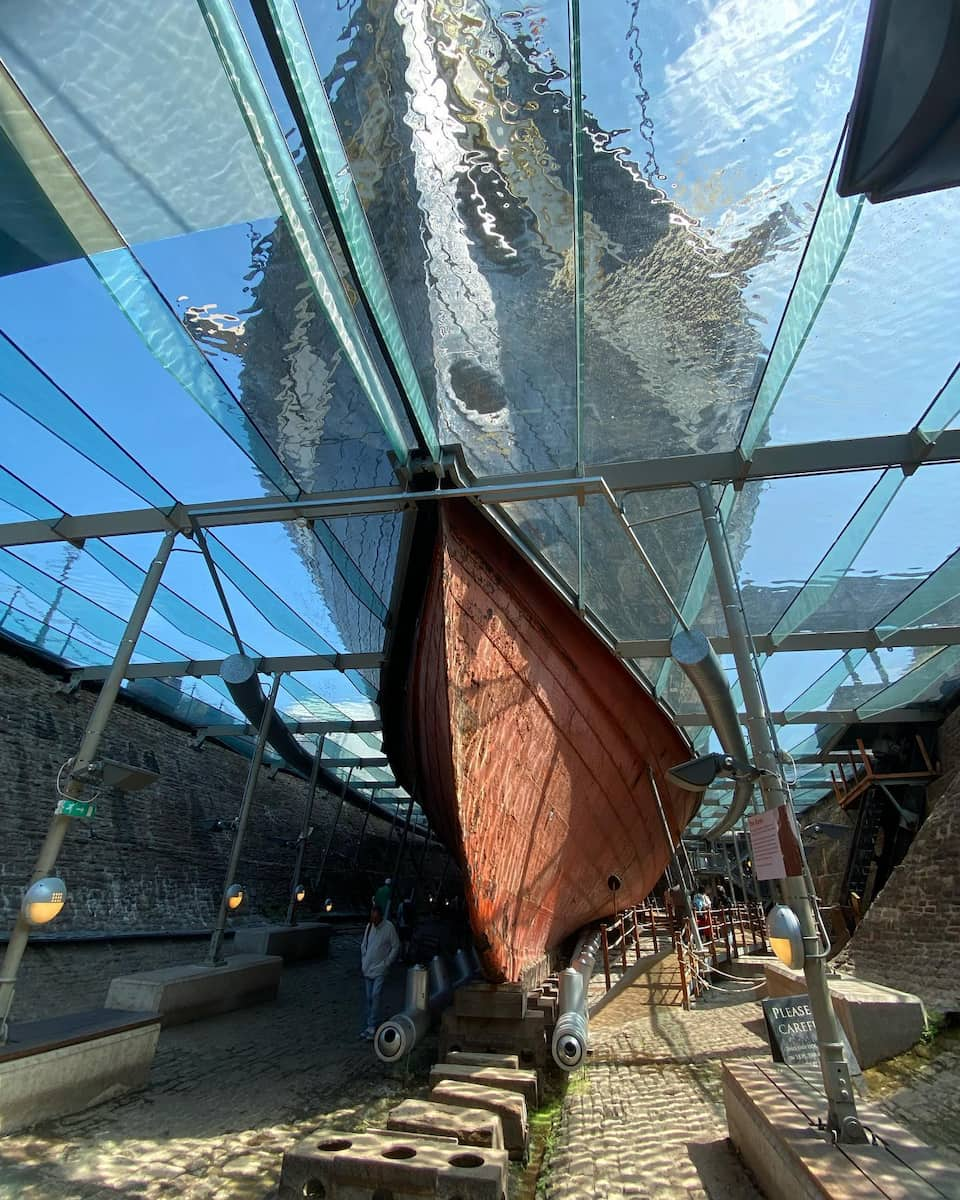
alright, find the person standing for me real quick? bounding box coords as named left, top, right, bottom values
left=359, top=903, right=399, bottom=1039
left=373, top=876, right=392, bottom=918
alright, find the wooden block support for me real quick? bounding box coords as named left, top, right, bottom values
left=454, top=983, right=527, bottom=1020
left=446, top=1051, right=520, bottom=1070
left=431, top=1081, right=528, bottom=1161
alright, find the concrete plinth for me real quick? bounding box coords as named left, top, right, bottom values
left=231, top=922, right=331, bottom=962
left=105, top=954, right=282, bottom=1026
left=430, top=1062, right=540, bottom=1109
left=387, top=1098, right=505, bottom=1151
left=439, top=1007, right=548, bottom=1068
left=278, top=1127, right=508, bottom=1199
left=0, top=1009, right=160, bottom=1134
left=430, top=1080, right=528, bottom=1160
left=724, top=1060, right=960, bottom=1200
left=764, top=962, right=925, bottom=1067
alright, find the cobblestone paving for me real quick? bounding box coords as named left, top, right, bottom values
left=543, top=983, right=769, bottom=1200
left=4, top=931, right=958, bottom=1200
left=0, top=932, right=424, bottom=1200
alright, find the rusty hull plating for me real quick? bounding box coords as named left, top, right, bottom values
left=383, top=499, right=697, bottom=982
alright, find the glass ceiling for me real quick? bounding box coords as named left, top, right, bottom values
left=1, top=0, right=958, bottom=838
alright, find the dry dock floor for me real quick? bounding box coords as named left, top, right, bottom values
left=1, top=934, right=957, bottom=1199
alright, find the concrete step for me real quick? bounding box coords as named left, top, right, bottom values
left=387, top=1098, right=505, bottom=1151
left=445, top=1050, right=520, bottom=1070
left=430, top=1062, right=540, bottom=1109
left=454, top=982, right=527, bottom=1020
left=430, top=1080, right=528, bottom=1161
left=278, top=1127, right=507, bottom=1199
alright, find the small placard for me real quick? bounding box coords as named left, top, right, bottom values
left=762, top=993, right=820, bottom=1067
left=56, top=797, right=96, bottom=820
left=762, top=992, right=862, bottom=1081
left=748, top=806, right=804, bottom=880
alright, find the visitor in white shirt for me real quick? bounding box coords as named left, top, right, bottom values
left=359, top=903, right=399, bottom=1039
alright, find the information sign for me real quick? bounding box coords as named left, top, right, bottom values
left=762, top=992, right=862, bottom=1079
left=748, top=805, right=804, bottom=880
left=56, top=797, right=97, bottom=820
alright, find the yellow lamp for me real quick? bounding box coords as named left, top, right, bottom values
left=22, top=877, right=67, bottom=926
left=226, top=884, right=245, bottom=911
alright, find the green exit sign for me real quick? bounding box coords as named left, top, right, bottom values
left=56, top=798, right=96, bottom=820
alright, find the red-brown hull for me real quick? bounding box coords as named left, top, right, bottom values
left=388, top=500, right=696, bottom=982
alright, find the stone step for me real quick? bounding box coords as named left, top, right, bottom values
left=278, top=1127, right=508, bottom=1199
left=440, top=1007, right=547, bottom=1068
left=430, top=1063, right=540, bottom=1109
left=387, top=1098, right=504, bottom=1151
left=430, top=1081, right=528, bottom=1160
left=446, top=1050, right=520, bottom=1070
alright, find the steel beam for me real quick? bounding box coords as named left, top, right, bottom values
left=4, top=428, right=960, bottom=548
left=678, top=707, right=940, bottom=726
left=618, top=625, right=960, bottom=659
left=68, top=652, right=385, bottom=683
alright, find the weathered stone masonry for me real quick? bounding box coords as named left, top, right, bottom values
left=0, top=646, right=444, bottom=934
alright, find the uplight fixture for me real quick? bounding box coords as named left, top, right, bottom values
left=294, top=883, right=306, bottom=903
left=766, top=904, right=805, bottom=970
left=324, top=898, right=334, bottom=913
left=21, top=877, right=67, bottom=926
left=226, top=883, right=245, bottom=911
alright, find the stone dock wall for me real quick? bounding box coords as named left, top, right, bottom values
left=834, top=705, right=960, bottom=1014
left=0, top=645, right=451, bottom=1019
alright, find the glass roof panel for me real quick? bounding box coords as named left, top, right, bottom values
left=583, top=0, right=866, bottom=463
left=754, top=188, right=960, bottom=446
left=878, top=548, right=960, bottom=637
left=0, top=0, right=275, bottom=248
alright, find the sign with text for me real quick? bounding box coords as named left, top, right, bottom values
left=762, top=993, right=820, bottom=1067
left=56, top=797, right=96, bottom=820
left=762, top=992, right=862, bottom=1080
left=748, top=805, right=804, bottom=880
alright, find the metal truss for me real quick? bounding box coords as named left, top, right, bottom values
left=617, top=626, right=960, bottom=658
left=679, top=707, right=939, bottom=727
left=66, top=652, right=384, bottom=684
left=2, top=428, right=959, bottom=549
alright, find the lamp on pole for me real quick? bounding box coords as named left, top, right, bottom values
left=694, top=482, right=865, bottom=1144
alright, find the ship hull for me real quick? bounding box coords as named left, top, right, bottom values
left=383, top=500, right=697, bottom=982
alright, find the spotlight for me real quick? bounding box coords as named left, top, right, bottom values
left=294, top=883, right=306, bottom=903
left=666, top=753, right=762, bottom=793
left=766, top=904, right=805, bottom=970
left=323, top=898, right=334, bottom=913
left=226, top=884, right=245, bottom=911
left=22, top=877, right=67, bottom=926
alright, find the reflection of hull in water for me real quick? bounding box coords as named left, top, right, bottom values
left=382, top=498, right=697, bottom=982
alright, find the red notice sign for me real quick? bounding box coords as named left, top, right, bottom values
left=748, top=806, right=804, bottom=880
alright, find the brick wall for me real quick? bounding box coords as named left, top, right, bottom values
left=799, top=791, right=855, bottom=907
left=0, top=647, right=447, bottom=936
left=834, top=705, right=960, bottom=1014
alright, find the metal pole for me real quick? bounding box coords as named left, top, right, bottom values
left=391, top=795, right=416, bottom=896
left=649, top=769, right=704, bottom=952
left=312, top=766, right=355, bottom=901
left=285, top=734, right=325, bottom=925
left=0, top=530, right=177, bottom=1042
left=208, top=672, right=282, bottom=965
left=350, top=796, right=374, bottom=870
left=696, top=482, right=865, bottom=1143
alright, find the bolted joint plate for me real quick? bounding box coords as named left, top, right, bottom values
left=278, top=1127, right=508, bottom=1199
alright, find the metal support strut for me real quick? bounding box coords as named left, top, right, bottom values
left=286, top=734, right=325, bottom=925
left=695, top=482, right=866, bottom=1144
left=208, top=672, right=282, bottom=965
left=0, top=530, right=178, bottom=1043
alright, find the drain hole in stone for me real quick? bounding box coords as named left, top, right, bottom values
left=303, top=1181, right=326, bottom=1198
left=381, top=1146, right=416, bottom=1160
left=450, top=1153, right=485, bottom=1169
left=317, top=1138, right=351, bottom=1151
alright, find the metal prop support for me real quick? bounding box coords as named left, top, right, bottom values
left=208, top=672, right=282, bottom=965
left=696, top=482, right=866, bottom=1143
left=312, top=766, right=355, bottom=900
left=286, top=734, right=325, bottom=925
left=0, top=529, right=178, bottom=1042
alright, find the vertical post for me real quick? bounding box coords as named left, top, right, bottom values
left=313, top=767, right=355, bottom=902
left=285, top=735, right=325, bottom=925
left=208, top=672, right=282, bottom=966
left=600, top=925, right=611, bottom=992
left=0, top=530, right=177, bottom=1042
left=391, top=794, right=416, bottom=905
left=632, top=907, right=641, bottom=959
left=350, top=798, right=374, bottom=870
left=674, top=923, right=690, bottom=1010
left=696, top=483, right=865, bottom=1143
